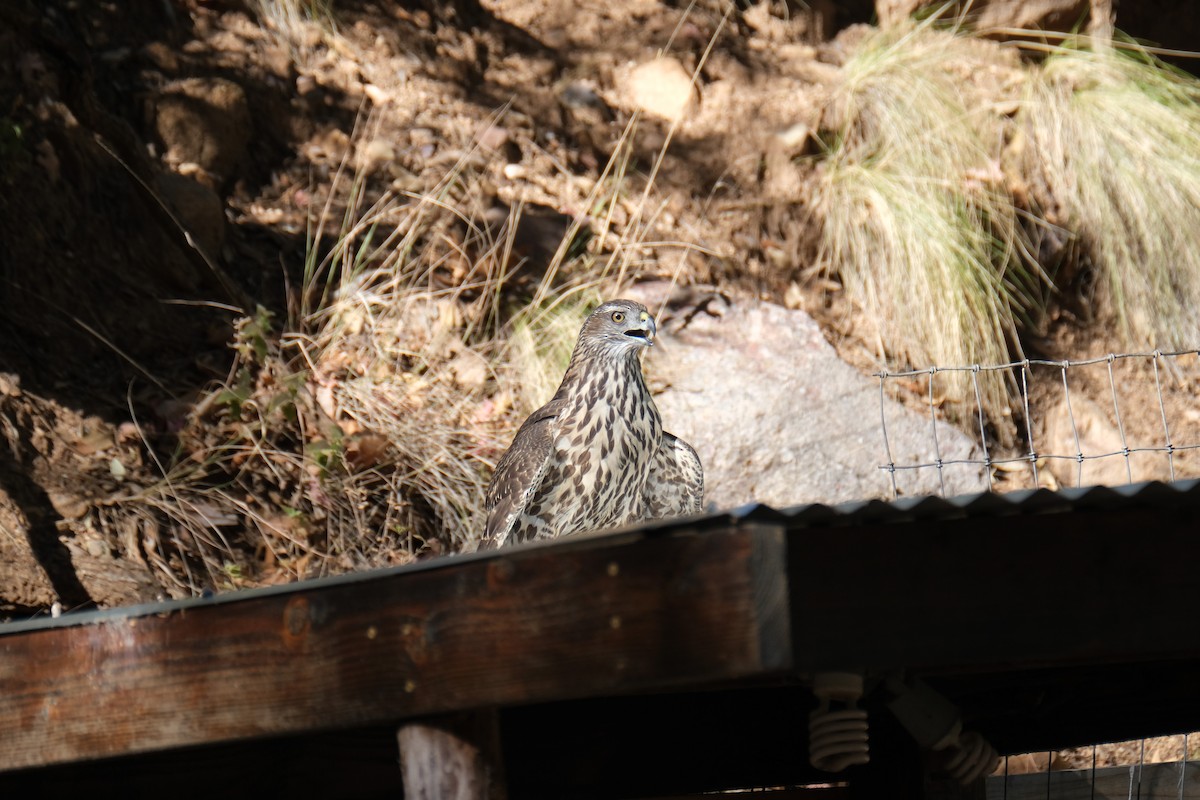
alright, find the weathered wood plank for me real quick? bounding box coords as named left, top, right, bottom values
left=987, top=760, right=1200, bottom=800
left=401, top=725, right=484, bottom=800
left=0, top=523, right=791, bottom=772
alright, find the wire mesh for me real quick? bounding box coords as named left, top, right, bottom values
left=873, top=353, right=1200, bottom=797
left=990, top=733, right=1200, bottom=799
left=875, top=350, right=1200, bottom=498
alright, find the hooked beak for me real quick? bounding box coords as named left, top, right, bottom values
left=624, top=311, right=656, bottom=346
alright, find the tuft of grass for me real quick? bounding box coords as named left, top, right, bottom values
left=812, top=23, right=1031, bottom=436
left=1016, top=40, right=1200, bottom=349
left=252, top=0, right=337, bottom=61
left=253, top=0, right=335, bottom=32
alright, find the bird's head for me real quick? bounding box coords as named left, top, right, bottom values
left=576, top=299, right=656, bottom=357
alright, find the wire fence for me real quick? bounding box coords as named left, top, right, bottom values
left=876, top=349, right=1200, bottom=498
left=874, top=356, right=1200, bottom=795
left=991, top=733, right=1200, bottom=799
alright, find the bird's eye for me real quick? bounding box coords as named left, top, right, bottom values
left=612, top=311, right=625, bottom=323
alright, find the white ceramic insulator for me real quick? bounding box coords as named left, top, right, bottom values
left=941, top=730, right=1000, bottom=785
left=809, top=707, right=870, bottom=772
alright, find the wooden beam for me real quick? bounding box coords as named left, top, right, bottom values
left=0, top=522, right=791, bottom=772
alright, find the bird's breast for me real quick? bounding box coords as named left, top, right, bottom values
left=541, top=380, right=661, bottom=522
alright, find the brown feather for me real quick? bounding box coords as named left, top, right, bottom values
left=482, top=300, right=703, bottom=547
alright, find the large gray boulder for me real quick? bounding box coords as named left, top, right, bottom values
left=640, top=296, right=987, bottom=510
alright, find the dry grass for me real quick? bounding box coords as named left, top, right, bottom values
left=252, top=0, right=335, bottom=38
left=503, top=294, right=602, bottom=415
left=1016, top=39, right=1200, bottom=349
left=812, top=22, right=1031, bottom=437
left=81, top=11, right=1200, bottom=598
left=810, top=22, right=1200, bottom=444
left=95, top=90, right=684, bottom=594
left=251, top=0, right=338, bottom=68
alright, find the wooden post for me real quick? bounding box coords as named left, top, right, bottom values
left=398, top=713, right=506, bottom=800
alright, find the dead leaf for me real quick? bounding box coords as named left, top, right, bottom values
left=345, top=432, right=390, bottom=469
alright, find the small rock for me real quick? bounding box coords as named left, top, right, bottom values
left=47, top=489, right=89, bottom=520
left=116, top=421, right=141, bottom=444
left=141, top=41, right=178, bottom=72
left=357, top=138, right=396, bottom=174
left=784, top=282, right=806, bottom=310
left=260, top=43, right=293, bottom=78
left=409, top=127, right=436, bottom=146
left=301, top=127, right=351, bottom=164
left=625, top=57, right=698, bottom=123
left=363, top=82, right=392, bottom=105
left=561, top=81, right=607, bottom=111
left=762, top=138, right=803, bottom=201
left=296, top=74, right=318, bottom=95
left=153, top=77, right=252, bottom=181
left=742, top=2, right=778, bottom=35
left=776, top=122, right=812, bottom=151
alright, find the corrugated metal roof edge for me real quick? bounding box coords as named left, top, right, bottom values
left=727, top=478, right=1200, bottom=528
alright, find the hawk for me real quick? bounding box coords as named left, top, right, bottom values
left=484, top=299, right=704, bottom=548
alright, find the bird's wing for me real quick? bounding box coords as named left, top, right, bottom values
left=483, top=400, right=563, bottom=547
left=641, top=431, right=705, bottom=520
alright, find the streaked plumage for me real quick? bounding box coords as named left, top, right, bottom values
left=484, top=299, right=704, bottom=547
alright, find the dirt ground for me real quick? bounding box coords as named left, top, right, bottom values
left=0, top=0, right=871, bottom=612
left=1, top=0, right=1199, bottom=610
